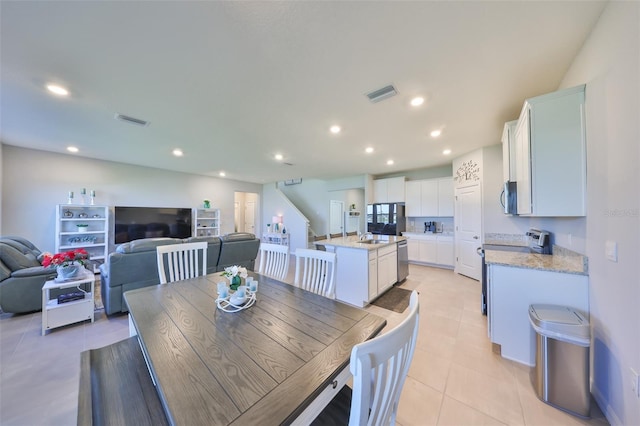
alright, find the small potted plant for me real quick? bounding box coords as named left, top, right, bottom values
left=41, top=248, right=89, bottom=280
left=76, top=224, right=89, bottom=233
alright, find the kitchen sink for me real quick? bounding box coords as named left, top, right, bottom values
left=360, top=239, right=387, bottom=244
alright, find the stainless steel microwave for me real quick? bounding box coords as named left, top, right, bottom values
left=502, top=181, right=517, bottom=215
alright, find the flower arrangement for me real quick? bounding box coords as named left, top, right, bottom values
left=41, top=248, right=89, bottom=268
left=221, top=265, right=248, bottom=290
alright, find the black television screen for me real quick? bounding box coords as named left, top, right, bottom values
left=114, top=206, right=193, bottom=244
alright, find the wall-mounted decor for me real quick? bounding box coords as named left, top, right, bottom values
left=454, top=160, right=480, bottom=183
left=284, top=178, right=302, bottom=186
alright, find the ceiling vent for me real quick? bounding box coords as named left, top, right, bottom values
left=115, top=113, right=149, bottom=127
left=366, top=84, right=398, bottom=103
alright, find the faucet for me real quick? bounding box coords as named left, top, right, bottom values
left=360, top=232, right=373, bottom=241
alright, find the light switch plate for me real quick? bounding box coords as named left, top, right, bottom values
left=605, top=241, right=618, bottom=262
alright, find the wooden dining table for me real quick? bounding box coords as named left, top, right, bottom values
left=124, top=271, right=386, bottom=425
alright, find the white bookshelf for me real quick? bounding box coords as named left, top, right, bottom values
left=194, top=208, right=220, bottom=237
left=55, top=204, right=109, bottom=273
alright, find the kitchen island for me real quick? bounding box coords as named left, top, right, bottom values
left=313, top=235, right=406, bottom=307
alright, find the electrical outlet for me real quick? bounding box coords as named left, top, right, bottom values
left=631, top=368, right=640, bottom=398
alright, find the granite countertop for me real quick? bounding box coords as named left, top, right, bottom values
left=485, top=246, right=588, bottom=275
left=314, top=235, right=406, bottom=251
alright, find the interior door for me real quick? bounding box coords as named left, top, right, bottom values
left=244, top=201, right=256, bottom=234
left=455, top=184, right=482, bottom=280
left=329, top=200, right=344, bottom=235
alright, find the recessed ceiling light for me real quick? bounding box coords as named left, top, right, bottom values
left=66, top=146, right=79, bottom=153
left=430, top=130, right=442, bottom=138
left=274, top=154, right=284, bottom=161
left=172, top=149, right=184, bottom=157
left=330, top=125, right=341, bottom=134
left=365, top=147, right=374, bottom=154
left=386, top=159, right=394, bottom=165
left=46, top=84, right=69, bottom=96
left=443, top=149, right=452, bottom=155
left=219, top=171, right=226, bottom=177
left=410, top=97, right=424, bottom=107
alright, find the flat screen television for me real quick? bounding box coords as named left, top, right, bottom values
left=114, top=206, right=193, bottom=244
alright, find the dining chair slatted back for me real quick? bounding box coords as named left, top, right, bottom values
left=258, top=243, right=290, bottom=281
left=156, top=242, right=208, bottom=284
left=312, top=290, right=420, bottom=426
left=294, top=249, right=337, bottom=299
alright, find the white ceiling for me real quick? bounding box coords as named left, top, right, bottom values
left=0, top=1, right=605, bottom=184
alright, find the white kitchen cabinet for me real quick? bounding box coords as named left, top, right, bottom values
left=404, top=233, right=453, bottom=268
left=377, top=244, right=398, bottom=294
left=332, top=243, right=398, bottom=308
left=407, top=238, right=420, bottom=262
left=436, top=237, right=454, bottom=266
left=420, top=180, right=439, bottom=216
left=514, top=85, right=586, bottom=216
left=334, top=248, right=370, bottom=307
left=501, top=120, right=518, bottom=182
left=404, top=177, right=453, bottom=217
left=404, top=181, right=422, bottom=217
left=373, top=177, right=405, bottom=203
left=56, top=204, right=109, bottom=273
left=368, top=251, right=378, bottom=301
left=437, top=178, right=454, bottom=216
left=487, top=264, right=589, bottom=366
left=418, top=237, right=437, bottom=264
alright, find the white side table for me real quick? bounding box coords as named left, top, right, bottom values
left=42, top=269, right=95, bottom=335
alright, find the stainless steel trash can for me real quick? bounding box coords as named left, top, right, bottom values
left=529, top=304, right=591, bottom=418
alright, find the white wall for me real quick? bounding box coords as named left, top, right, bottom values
left=278, top=176, right=367, bottom=236
left=261, top=183, right=308, bottom=253
left=557, top=3, right=640, bottom=425
left=1, top=145, right=262, bottom=252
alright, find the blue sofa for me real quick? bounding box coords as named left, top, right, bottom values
left=99, top=233, right=260, bottom=314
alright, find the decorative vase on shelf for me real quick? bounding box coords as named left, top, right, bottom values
left=230, top=275, right=242, bottom=291
left=57, top=263, right=81, bottom=280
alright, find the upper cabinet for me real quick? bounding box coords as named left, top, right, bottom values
left=501, top=120, right=518, bottom=182
left=514, top=85, right=586, bottom=216
left=373, top=176, right=405, bottom=203
left=405, top=177, right=454, bottom=217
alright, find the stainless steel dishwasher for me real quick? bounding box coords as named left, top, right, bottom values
left=397, top=240, right=409, bottom=282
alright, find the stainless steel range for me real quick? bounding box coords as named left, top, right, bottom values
left=477, top=229, right=552, bottom=315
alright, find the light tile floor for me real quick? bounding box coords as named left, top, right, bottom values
left=0, top=264, right=609, bottom=425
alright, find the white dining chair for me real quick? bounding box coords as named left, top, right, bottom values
left=294, top=248, right=337, bottom=299
left=156, top=242, right=208, bottom=284
left=258, top=243, right=290, bottom=281
left=311, top=290, right=420, bottom=426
